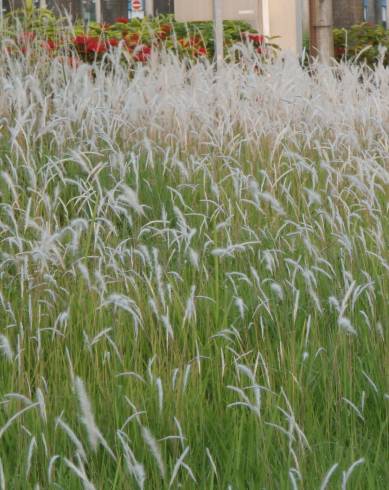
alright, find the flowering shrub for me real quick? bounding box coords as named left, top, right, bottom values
left=2, top=9, right=276, bottom=66
left=333, top=23, right=389, bottom=66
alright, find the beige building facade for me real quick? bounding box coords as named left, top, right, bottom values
left=174, top=0, right=304, bottom=54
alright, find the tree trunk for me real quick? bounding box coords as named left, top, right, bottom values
left=333, top=0, right=364, bottom=28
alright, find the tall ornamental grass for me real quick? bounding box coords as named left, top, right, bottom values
left=0, top=42, right=388, bottom=489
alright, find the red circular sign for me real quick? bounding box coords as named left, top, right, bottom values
left=132, top=0, right=142, bottom=11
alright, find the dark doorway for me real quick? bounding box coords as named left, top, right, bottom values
left=101, top=0, right=128, bottom=23
left=154, top=0, right=174, bottom=16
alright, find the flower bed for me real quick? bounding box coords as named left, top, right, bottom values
left=1, top=8, right=275, bottom=65
left=333, top=22, right=389, bottom=66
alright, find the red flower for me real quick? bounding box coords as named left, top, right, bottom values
left=115, top=17, right=129, bottom=24
left=107, top=38, right=119, bottom=48
left=125, top=33, right=141, bottom=47
left=242, top=32, right=265, bottom=44
left=86, top=39, right=107, bottom=54
left=41, top=39, right=57, bottom=51
left=73, top=36, right=107, bottom=54
left=179, top=36, right=201, bottom=49
left=196, top=47, right=207, bottom=57
left=335, top=47, right=345, bottom=57
left=133, top=45, right=152, bottom=62
left=248, top=33, right=265, bottom=44
left=160, top=24, right=172, bottom=34
left=74, top=35, right=92, bottom=47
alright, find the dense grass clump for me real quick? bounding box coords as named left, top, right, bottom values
left=0, top=44, right=388, bottom=489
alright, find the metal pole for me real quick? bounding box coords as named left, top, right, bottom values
left=213, top=0, right=223, bottom=67
left=309, top=0, right=334, bottom=63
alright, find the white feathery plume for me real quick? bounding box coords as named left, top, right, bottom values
left=141, top=427, right=165, bottom=479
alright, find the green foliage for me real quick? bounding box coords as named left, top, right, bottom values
left=0, top=50, right=388, bottom=488
left=0, top=12, right=387, bottom=490
left=1, top=10, right=275, bottom=63
left=334, top=22, right=389, bottom=66
left=3, top=6, right=69, bottom=38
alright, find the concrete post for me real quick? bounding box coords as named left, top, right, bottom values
left=145, top=0, right=154, bottom=16
left=310, top=0, right=334, bottom=63
left=261, top=0, right=270, bottom=36
left=95, top=0, right=101, bottom=22
left=213, top=0, right=223, bottom=67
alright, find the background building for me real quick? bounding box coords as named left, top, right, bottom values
left=154, top=0, right=173, bottom=15
left=365, top=0, right=387, bottom=26
left=333, top=0, right=364, bottom=27
left=1, top=1, right=387, bottom=30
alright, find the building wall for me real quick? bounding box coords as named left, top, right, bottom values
left=4, top=0, right=24, bottom=8
left=269, top=0, right=303, bottom=53
left=366, top=0, right=377, bottom=23
left=5, top=0, right=384, bottom=37
left=174, top=0, right=261, bottom=30
left=373, top=0, right=386, bottom=24
left=175, top=0, right=303, bottom=53
left=101, top=0, right=127, bottom=22
left=47, top=0, right=83, bottom=18
left=154, top=0, right=173, bottom=15
left=333, top=0, right=364, bottom=28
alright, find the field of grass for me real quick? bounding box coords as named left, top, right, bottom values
left=0, top=46, right=388, bottom=489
